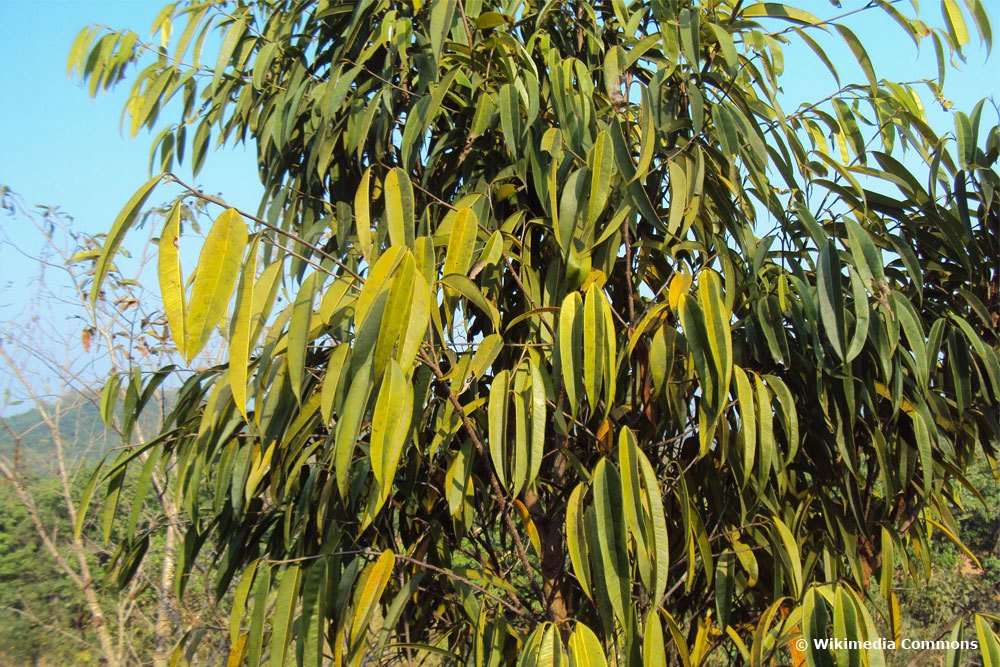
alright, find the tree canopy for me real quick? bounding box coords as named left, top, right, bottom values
left=70, top=0, right=999, bottom=664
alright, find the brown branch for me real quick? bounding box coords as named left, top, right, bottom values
left=166, top=174, right=363, bottom=283
left=417, top=350, right=546, bottom=611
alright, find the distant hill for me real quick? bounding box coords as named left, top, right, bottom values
left=0, top=394, right=169, bottom=474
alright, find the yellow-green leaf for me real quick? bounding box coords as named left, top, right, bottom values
left=566, top=482, right=592, bottom=600
left=644, top=609, right=667, bottom=667
left=159, top=201, right=188, bottom=360
left=488, top=369, right=510, bottom=488
left=443, top=207, right=479, bottom=277
left=288, top=271, right=320, bottom=404
left=943, top=0, right=970, bottom=47
left=559, top=292, right=584, bottom=415
left=355, top=167, right=374, bottom=262
left=370, top=360, right=414, bottom=512
left=350, top=551, right=396, bottom=649
left=187, top=208, right=248, bottom=361
left=568, top=621, right=607, bottom=667
left=439, top=274, right=500, bottom=330
left=384, top=168, right=414, bottom=247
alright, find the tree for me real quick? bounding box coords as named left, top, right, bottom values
left=0, top=189, right=228, bottom=666
left=69, top=0, right=999, bottom=664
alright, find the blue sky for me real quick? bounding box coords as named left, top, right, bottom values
left=0, top=2, right=264, bottom=273
left=1, top=1, right=994, bottom=241
left=0, top=0, right=996, bottom=412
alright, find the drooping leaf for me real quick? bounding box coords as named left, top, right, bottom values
left=186, top=208, right=248, bottom=361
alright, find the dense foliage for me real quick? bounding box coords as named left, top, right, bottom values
left=70, top=0, right=999, bottom=664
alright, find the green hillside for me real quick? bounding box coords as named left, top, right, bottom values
left=0, top=394, right=170, bottom=473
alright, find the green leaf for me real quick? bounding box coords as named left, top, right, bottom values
left=733, top=366, right=756, bottom=486
left=527, top=358, right=546, bottom=489
left=357, top=247, right=405, bottom=328
left=699, top=270, right=733, bottom=401
left=99, top=374, right=122, bottom=427
left=126, top=451, right=157, bottom=537
left=269, top=565, right=302, bottom=667
left=968, top=0, right=992, bottom=53
left=682, top=270, right=732, bottom=449
left=230, top=235, right=261, bottom=420
left=74, top=452, right=108, bottom=539
left=587, top=130, right=615, bottom=227
left=708, top=23, right=738, bottom=74
left=893, top=293, right=928, bottom=390
left=772, top=517, right=803, bottom=596
left=398, top=270, right=431, bottom=369
left=301, top=563, right=327, bottom=667
left=335, top=361, right=374, bottom=497
left=566, top=482, right=592, bottom=600
left=212, top=16, right=247, bottom=87
left=619, top=427, right=652, bottom=589
left=559, top=292, right=584, bottom=415
left=660, top=610, right=693, bottom=667
left=187, top=208, right=248, bottom=361
left=488, top=369, right=510, bottom=488
left=229, top=561, right=260, bottom=644
left=592, top=458, right=630, bottom=624
left=755, top=375, right=774, bottom=483
left=715, top=551, right=735, bottom=630
left=844, top=267, right=870, bottom=363
left=817, top=240, right=846, bottom=361
left=667, top=160, right=688, bottom=236
left=288, top=271, right=320, bottom=404
left=911, top=411, right=934, bottom=496
left=91, top=174, right=164, bottom=307
left=246, top=563, right=272, bottom=667
left=764, top=374, right=799, bottom=464
left=471, top=334, right=503, bottom=379
left=955, top=111, right=973, bottom=167
left=637, top=444, right=670, bottom=605
left=844, top=217, right=884, bottom=288
left=833, top=586, right=861, bottom=667
left=321, top=343, right=350, bottom=425
left=499, top=83, right=522, bottom=156
left=430, top=0, right=457, bottom=60
left=835, top=25, right=877, bottom=89
left=583, top=284, right=607, bottom=409
left=796, top=28, right=840, bottom=85
left=511, top=385, right=530, bottom=496
left=373, top=253, right=415, bottom=378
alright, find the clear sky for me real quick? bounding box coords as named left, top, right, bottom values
left=1, top=1, right=994, bottom=230
left=0, top=0, right=996, bottom=412
left=0, top=1, right=265, bottom=286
